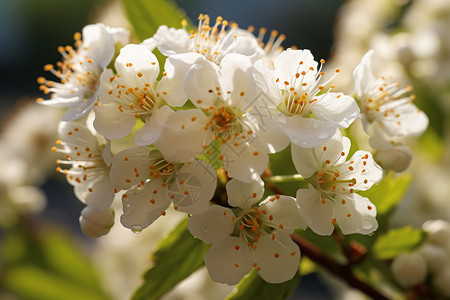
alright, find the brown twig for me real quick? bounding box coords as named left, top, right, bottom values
left=291, top=232, right=390, bottom=300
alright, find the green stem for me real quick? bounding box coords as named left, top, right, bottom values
left=267, top=174, right=305, bottom=183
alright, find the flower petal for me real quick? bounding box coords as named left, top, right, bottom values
left=134, top=105, right=173, bottom=146
left=221, top=138, right=268, bottom=183
left=226, top=178, right=264, bottom=209
left=260, top=195, right=306, bottom=230
left=120, top=178, right=170, bottom=231
left=151, top=108, right=213, bottom=162
left=153, top=25, right=190, bottom=56
left=279, top=114, right=338, bottom=148
left=157, top=52, right=204, bottom=107
left=93, top=102, right=136, bottom=139
left=311, top=93, right=360, bottom=128
left=296, top=185, right=335, bottom=236
left=253, top=233, right=300, bottom=284
left=204, top=236, right=253, bottom=285
left=184, top=58, right=221, bottom=109
left=333, top=193, right=378, bottom=235
left=339, top=150, right=382, bottom=191
left=187, top=205, right=235, bottom=244
left=169, top=160, right=217, bottom=214
left=109, top=146, right=152, bottom=190
left=115, top=44, right=160, bottom=86
left=353, top=50, right=376, bottom=100
left=82, top=23, right=115, bottom=68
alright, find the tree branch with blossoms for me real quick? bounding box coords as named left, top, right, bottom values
left=31, top=0, right=440, bottom=299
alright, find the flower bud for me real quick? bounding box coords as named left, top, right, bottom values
left=422, top=219, right=450, bottom=248
left=433, top=267, right=450, bottom=297
left=391, top=252, right=427, bottom=287
left=417, top=243, right=448, bottom=274
left=375, top=145, right=412, bottom=172
left=79, top=206, right=115, bottom=238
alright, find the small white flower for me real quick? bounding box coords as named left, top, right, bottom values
left=353, top=50, right=428, bottom=139
left=153, top=15, right=263, bottom=64
left=52, top=120, right=114, bottom=211
left=153, top=15, right=263, bottom=107
left=391, top=252, right=427, bottom=288
left=156, top=53, right=289, bottom=182
left=292, top=130, right=382, bottom=235
left=79, top=206, right=115, bottom=238
left=94, top=44, right=168, bottom=142
left=37, top=24, right=128, bottom=121
left=267, top=49, right=360, bottom=148
left=188, top=179, right=305, bottom=285
left=109, top=146, right=217, bottom=233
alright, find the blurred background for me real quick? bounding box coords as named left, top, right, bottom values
left=0, top=0, right=449, bottom=299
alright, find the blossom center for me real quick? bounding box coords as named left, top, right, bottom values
left=317, top=170, right=356, bottom=193
left=38, top=43, right=101, bottom=100
left=108, top=76, right=157, bottom=118
left=191, top=14, right=238, bottom=64
left=205, top=105, right=243, bottom=141
left=363, top=77, right=415, bottom=123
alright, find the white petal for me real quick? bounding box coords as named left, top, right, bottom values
left=353, top=50, right=376, bottom=100
left=333, top=193, right=378, bottom=235
left=339, top=150, right=382, bottom=191
left=219, top=53, right=257, bottom=107
left=184, top=58, right=221, bottom=109
left=313, top=130, right=351, bottom=164
left=244, top=114, right=289, bottom=154
left=157, top=52, right=204, bottom=107
left=152, top=108, right=213, bottom=162
left=115, top=44, right=159, bottom=86
left=274, top=49, right=318, bottom=88
left=204, top=236, right=253, bottom=285
left=380, top=102, right=428, bottom=137
left=62, top=95, right=97, bottom=121
left=187, top=205, right=235, bottom=244
left=75, top=174, right=114, bottom=211
left=93, top=102, right=136, bottom=139
left=109, top=146, right=152, bottom=190
left=79, top=206, right=114, bottom=238
left=311, top=93, right=360, bottom=128
left=221, top=138, right=268, bottom=183
left=279, top=114, right=339, bottom=148
left=296, top=185, right=335, bottom=236
left=291, top=144, right=319, bottom=178
left=260, top=195, right=306, bottom=229
left=120, top=178, right=171, bottom=231
left=153, top=25, right=190, bottom=56
left=169, top=160, right=217, bottom=214
left=134, top=105, right=173, bottom=146
left=253, top=233, right=300, bottom=284
left=82, top=23, right=115, bottom=68
left=226, top=178, right=264, bottom=209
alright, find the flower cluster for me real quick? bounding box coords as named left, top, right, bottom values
left=38, top=15, right=426, bottom=285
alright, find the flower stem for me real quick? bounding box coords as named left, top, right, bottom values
left=291, top=232, right=390, bottom=300
left=267, top=174, right=305, bottom=183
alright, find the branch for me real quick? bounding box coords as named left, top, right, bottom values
left=291, top=233, right=390, bottom=300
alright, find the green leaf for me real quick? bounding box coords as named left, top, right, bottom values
left=4, top=265, right=110, bottom=300
left=226, top=270, right=300, bottom=300
left=121, top=0, right=191, bottom=42
left=372, top=226, right=425, bottom=260
left=132, top=218, right=210, bottom=300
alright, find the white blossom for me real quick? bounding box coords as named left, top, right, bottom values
left=53, top=120, right=114, bottom=211
left=353, top=50, right=428, bottom=140
left=292, top=130, right=382, bottom=235
left=38, top=24, right=129, bottom=121
left=109, top=146, right=217, bottom=233
left=266, top=49, right=360, bottom=148
left=188, top=179, right=305, bottom=285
